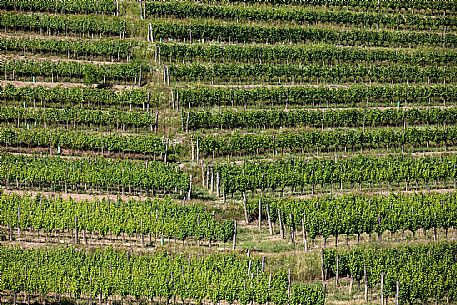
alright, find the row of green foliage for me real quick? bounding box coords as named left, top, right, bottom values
left=0, top=246, right=324, bottom=305
left=0, top=11, right=129, bottom=37
left=323, top=242, right=457, bottom=304
left=0, top=127, right=173, bottom=156
left=186, top=107, right=457, bottom=130
left=170, top=63, right=456, bottom=84
left=0, top=153, right=189, bottom=194
left=1, top=0, right=117, bottom=14
left=0, top=193, right=233, bottom=242
left=0, top=60, right=145, bottom=85
left=147, top=1, right=456, bottom=31
left=217, top=155, right=457, bottom=194
left=175, top=84, right=457, bottom=108
left=258, top=192, right=457, bottom=240
left=0, top=84, right=149, bottom=108
left=165, top=0, right=455, bottom=13
left=158, top=42, right=457, bottom=65
left=150, top=19, right=457, bottom=47
left=0, top=106, right=157, bottom=129
left=0, top=37, right=139, bottom=61
left=195, top=126, right=457, bottom=156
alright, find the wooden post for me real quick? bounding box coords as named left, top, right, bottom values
left=186, top=111, right=190, bottom=133
left=148, top=23, right=152, bottom=42
left=206, top=167, right=210, bottom=191
left=364, top=265, right=368, bottom=302
left=243, top=192, right=249, bottom=224
left=216, top=171, right=220, bottom=197
left=139, top=0, right=144, bottom=19
left=258, top=199, right=262, bottom=230
left=289, top=213, right=295, bottom=243
left=278, top=209, right=284, bottom=239
left=138, top=65, right=143, bottom=86
left=266, top=204, right=273, bottom=235
left=261, top=256, right=265, bottom=272
left=321, top=249, right=325, bottom=282
left=302, top=216, right=308, bottom=252
left=155, top=111, right=159, bottom=132
left=196, top=138, right=200, bottom=162
left=191, top=140, right=195, bottom=161
left=17, top=206, right=21, bottom=237
left=336, top=255, right=339, bottom=287
left=74, top=216, right=79, bottom=244
left=201, top=161, right=205, bottom=187
left=187, top=174, right=192, bottom=200
left=232, top=221, right=237, bottom=250
left=210, top=167, right=214, bottom=193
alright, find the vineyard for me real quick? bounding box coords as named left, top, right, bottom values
left=1, top=0, right=457, bottom=304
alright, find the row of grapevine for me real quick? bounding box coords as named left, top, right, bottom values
left=186, top=107, right=457, bottom=130
left=175, top=84, right=457, bottom=108
left=0, top=153, right=189, bottom=195
left=258, top=192, right=457, bottom=241
left=217, top=154, right=457, bottom=194
left=0, top=60, right=145, bottom=85
left=0, top=37, right=140, bottom=61
left=150, top=20, right=457, bottom=47
left=170, top=63, right=457, bottom=84
left=0, top=246, right=324, bottom=305
left=0, top=84, right=150, bottom=108
left=0, top=106, right=158, bottom=129
left=0, top=127, right=174, bottom=156
left=146, top=1, right=456, bottom=31
left=173, top=0, right=456, bottom=13
left=5, top=126, right=456, bottom=161
left=195, top=126, right=457, bottom=157
left=0, top=11, right=129, bottom=37
left=158, top=42, right=457, bottom=65
left=323, top=242, right=457, bottom=304
left=0, top=193, right=233, bottom=242
left=1, top=0, right=117, bottom=15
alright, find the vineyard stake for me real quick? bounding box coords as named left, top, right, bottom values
left=302, top=216, right=308, bottom=252
left=187, top=174, right=192, bottom=200
left=232, top=221, right=237, bottom=250
left=74, top=216, right=79, bottom=245
left=216, top=171, right=220, bottom=197
left=278, top=209, right=284, bottom=239
left=336, top=255, right=339, bottom=287
left=243, top=192, right=249, bottom=223
left=266, top=204, right=273, bottom=235
left=17, top=206, right=21, bottom=237
left=364, top=265, right=368, bottom=302
left=321, top=249, right=325, bottom=282
left=210, top=167, right=214, bottom=193
left=258, top=198, right=262, bottom=230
